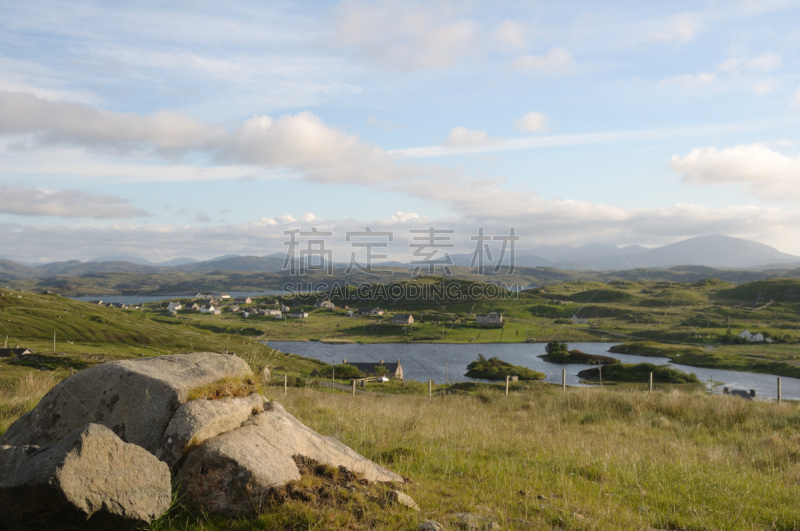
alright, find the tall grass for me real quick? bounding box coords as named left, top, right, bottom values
left=0, top=370, right=61, bottom=435
left=4, top=367, right=800, bottom=529
left=266, top=387, right=800, bottom=530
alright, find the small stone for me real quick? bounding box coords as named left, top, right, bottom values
left=536, top=494, right=546, bottom=500
left=418, top=520, right=445, bottom=531
left=389, top=490, right=420, bottom=511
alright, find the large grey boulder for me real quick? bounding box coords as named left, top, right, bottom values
left=177, top=402, right=403, bottom=517
left=0, top=352, right=252, bottom=454
left=0, top=423, right=171, bottom=531
left=156, top=392, right=265, bottom=471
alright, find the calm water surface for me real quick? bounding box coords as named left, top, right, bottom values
left=265, top=341, right=798, bottom=401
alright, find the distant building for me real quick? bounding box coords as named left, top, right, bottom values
left=263, top=309, right=282, bottom=316
left=229, top=305, right=240, bottom=312
left=314, top=300, right=336, bottom=309
left=290, top=310, right=309, bottom=318
left=281, top=304, right=290, bottom=312
left=167, top=302, right=182, bottom=311
left=737, top=329, right=770, bottom=342
left=88, top=300, right=104, bottom=305
left=234, top=297, right=252, bottom=304
left=360, top=307, right=385, bottom=316
left=219, top=293, right=231, bottom=299
left=0, top=348, right=31, bottom=357
left=188, top=303, right=200, bottom=311
left=477, top=312, right=503, bottom=325
left=348, top=359, right=403, bottom=380
left=391, top=314, right=414, bottom=325
left=571, top=315, right=589, bottom=325
left=200, top=304, right=216, bottom=314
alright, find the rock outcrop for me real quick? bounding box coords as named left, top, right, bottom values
left=0, top=352, right=252, bottom=453
left=0, top=423, right=171, bottom=531
left=156, top=392, right=265, bottom=471
left=0, top=352, right=403, bottom=526
left=177, top=402, right=403, bottom=517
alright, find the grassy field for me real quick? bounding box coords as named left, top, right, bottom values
left=4, top=371, right=800, bottom=530
left=0, top=291, right=326, bottom=388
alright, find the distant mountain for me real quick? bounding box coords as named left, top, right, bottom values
left=622, top=235, right=799, bottom=269
left=89, top=255, right=155, bottom=266
left=0, top=235, right=797, bottom=280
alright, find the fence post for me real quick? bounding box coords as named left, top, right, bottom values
left=283, top=374, right=287, bottom=396
left=351, top=379, right=356, bottom=396
left=428, top=379, right=432, bottom=398
left=649, top=372, right=653, bottom=394
left=562, top=369, right=566, bottom=391
left=505, top=375, right=509, bottom=397
left=778, top=377, right=782, bottom=404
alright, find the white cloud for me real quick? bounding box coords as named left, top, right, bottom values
left=513, top=112, right=549, bottom=133
left=669, top=144, right=800, bottom=201
left=445, top=127, right=502, bottom=148
left=793, top=86, right=800, bottom=109
left=512, top=48, right=576, bottom=75
left=638, top=12, right=704, bottom=44
left=0, top=92, right=456, bottom=186
left=720, top=52, right=782, bottom=74
left=493, top=20, right=527, bottom=49
left=329, top=1, right=480, bottom=70
left=753, top=78, right=779, bottom=94
left=0, top=185, right=148, bottom=219
left=660, top=72, right=715, bottom=87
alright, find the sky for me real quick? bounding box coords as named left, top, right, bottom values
left=2, top=0, right=800, bottom=264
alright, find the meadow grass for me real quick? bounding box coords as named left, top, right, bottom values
left=5, top=369, right=800, bottom=530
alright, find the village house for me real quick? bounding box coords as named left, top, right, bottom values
left=219, top=293, right=231, bottom=299
left=0, top=347, right=31, bottom=357
left=281, top=304, right=291, bottom=312
left=194, top=292, right=212, bottom=298
left=360, top=307, right=385, bottom=316
left=229, top=305, right=240, bottom=312
left=167, top=302, right=182, bottom=311
left=290, top=310, right=309, bottom=318
left=571, top=315, right=589, bottom=325
left=314, top=300, right=336, bottom=309
left=737, top=329, right=771, bottom=343
left=263, top=309, right=282, bottom=316
left=234, top=296, right=252, bottom=305
left=188, top=303, right=200, bottom=311
left=88, top=300, right=104, bottom=305
left=348, top=359, right=404, bottom=380
left=477, top=312, right=503, bottom=325
left=200, top=304, right=218, bottom=314
left=391, top=314, right=414, bottom=325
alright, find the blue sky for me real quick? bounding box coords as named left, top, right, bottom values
left=2, top=0, right=800, bottom=263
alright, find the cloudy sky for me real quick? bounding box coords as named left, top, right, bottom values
left=3, top=0, right=800, bottom=264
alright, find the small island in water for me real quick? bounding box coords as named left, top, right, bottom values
left=539, top=341, right=620, bottom=365
left=465, top=354, right=546, bottom=381
left=578, top=362, right=699, bottom=383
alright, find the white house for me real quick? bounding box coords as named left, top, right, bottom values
left=234, top=297, right=252, bottom=305
left=391, top=314, right=414, bottom=325
left=477, top=312, right=503, bottom=325
left=281, top=305, right=290, bottom=312
left=200, top=304, right=216, bottom=314
left=290, top=310, right=309, bottom=318
left=263, top=309, right=282, bottom=316
left=167, top=302, right=182, bottom=311
left=571, top=315, right=589, bottom=325
left=314, top=300, right=336, bottom=309
left=219, top=293, right=231, bottom=299
left=737, top=329, right=770, bottom=342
